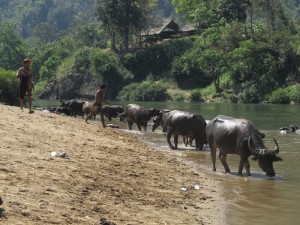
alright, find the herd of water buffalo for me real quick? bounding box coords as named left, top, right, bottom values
left=52, top=99, right=284, bottom=177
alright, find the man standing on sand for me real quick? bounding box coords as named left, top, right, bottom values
left=86, top=84, right=109, bottom=127
left=16, top=58, right=34, bottom=113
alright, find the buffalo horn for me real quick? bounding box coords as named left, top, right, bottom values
left=248, top=136, right=265, bottom=155
left=272, top=138, right=279, bottom=154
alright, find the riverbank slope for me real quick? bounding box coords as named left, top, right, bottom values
left=0, top=104, right=224, bottom=225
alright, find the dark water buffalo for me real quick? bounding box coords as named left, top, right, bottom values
left=279, top=125, right=300, bottom=134
left=163, top=110, right=207, bottom=150
left=59, top=99, right=85, bottom=117
left=123, top=104, right=159, bottom=131
left=206, top=115, right=283, bottom=177
left=152, top=109, right=173, bottom=132
left=55, top=106, right=72, bottom=116
left=102, top=104, right=124, bottom=121
left=153, top=109, right=196, bottom=147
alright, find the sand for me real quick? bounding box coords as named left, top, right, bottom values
left=0, top=104, right=225, bottom=225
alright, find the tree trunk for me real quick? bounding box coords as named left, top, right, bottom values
left=111, top=32, right=116, bottom=51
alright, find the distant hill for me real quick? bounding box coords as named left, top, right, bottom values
left=0, top=0, right=175, bottom=38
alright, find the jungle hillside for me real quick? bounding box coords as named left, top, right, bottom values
left=1, top=0, right=300, bottom=105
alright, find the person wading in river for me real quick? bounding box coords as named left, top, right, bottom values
left=85, top=84, right=109, bottom=128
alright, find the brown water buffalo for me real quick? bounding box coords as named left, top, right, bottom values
left=101, top=104, right=124, bottom=121
left=162, top=110, right=207, bottom=150
left=82, top=101, right=94, bottom=119
left=206, top=115, right=283, bottom=177
left=123, top=104, right=159, bottom=131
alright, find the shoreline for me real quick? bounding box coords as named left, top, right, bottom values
left=0, top=104, right=226, bottom=224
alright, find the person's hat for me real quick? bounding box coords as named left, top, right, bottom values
left=23, top=58, right=32, bottom=64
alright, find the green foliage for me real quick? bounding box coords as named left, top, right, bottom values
left=39, top=55, right=61, bottom=81
left=123, top=37, right=195, bottom=82
left=266, top=87, right=291, bottom=104
left=56, top=57, right=75, bottom=80
left=172, top=0, right=218, bottom=29
left=95, top=0, right=156, bottom=51
left=0, top=68, right=19, bottom=105
left=0, top=23, right=26, bottom=70
left=32, top=80, right=48, bottom=97
left=189, top=89, right=203, bottom=102
left=267, top=85, right=300, bottom=104
left=288, top=85, right=300, bottom=103
left=170, top=92, right=185, bottom=102
left=1, top=0, right=300, bottom=104
left=89, top=49, right=119, bottom=76
left=117, top=81, right=169, bottom=101
left=199, top=84, right=216, bottom=99
left=238, top=85, right=261, bottom=103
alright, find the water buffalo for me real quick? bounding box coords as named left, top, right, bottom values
left=152, top=109, right=173, bottom=132
left=55, top=106, right=71, bottom=116
left=82, top=101, right=94, bottom=119
left=123, top=104, right=159, bottom=131
left=206, top=115, right=283, bottom=177
left=59, top=99, right=85, bottom=117
left=102, top=104, right=124, bottom=121
left=162, top=110, right=207, bottom=150
left=279, top=125, right=300, bottom=134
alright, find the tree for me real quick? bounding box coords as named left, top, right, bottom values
left=172, top=0, right=219, bottom=29
left=0, top=23, right=25, bottom=70
left=217, top=0, right=250, bottom=23
left=198, top=48, right=227, bottom=94
left=96, top=0, right=156, bottom=51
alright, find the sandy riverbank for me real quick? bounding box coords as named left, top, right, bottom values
left=0, top=104, right=225, bottom=225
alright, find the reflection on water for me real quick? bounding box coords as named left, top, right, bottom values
left=33, top=100, right=300, bottom=225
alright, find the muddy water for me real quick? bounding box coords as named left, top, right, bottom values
left=34, top=100, right=300, bottom=225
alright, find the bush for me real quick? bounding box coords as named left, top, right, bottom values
left=33, top=80, right=48, bottom=98
left=189, top=89, right=203, bottom=102
left=288, top=85, right=300, bottom=103
left=170, top=92, right=185, bottom=102
left=117, top=81, right=169, bottom=101
left=238, top=85, right=260, bottom=103
left=0, top=68, right=19, bottom=105
left=267, top=87, right=293, bottom=104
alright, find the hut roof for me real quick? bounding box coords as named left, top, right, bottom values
left=141, top=19, right=180, bottom=36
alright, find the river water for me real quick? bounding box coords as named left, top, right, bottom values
left=34, top=100, right=300, bottom=225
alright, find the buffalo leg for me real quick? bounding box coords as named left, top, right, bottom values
left=209, top=142, right=217, bottom=171
left=219, top=152, right=231, bottom=173
left=195, top=137, right=203, bottom=150
left=137, top=123, right=142, bottom=131
left=167, top=131, right=175, bottom=150
left=174, top=133, right=178, bottom=149
left=128, top=122, right=133, bottom=130
left=183, top=136, right=188, bottom=146
left=143, top=125, right=147, bottom=132
left=239, top=158, right=251, bottom=176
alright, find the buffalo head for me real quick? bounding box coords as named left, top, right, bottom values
left=117, top=112, right=126, bottom=121
left=248, top=137, right=283, bottom=177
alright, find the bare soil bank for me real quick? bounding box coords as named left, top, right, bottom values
left=0, top=104, right=225, bottom=225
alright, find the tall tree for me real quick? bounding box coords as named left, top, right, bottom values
left=172, top=0, right=219, bottom=29
left=217, top=0, right=250, bottom=23
left=0, top=23, right=25, bottom=70
left=96, top=0, right=156, bottom=51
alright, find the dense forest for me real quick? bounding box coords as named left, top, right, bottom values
left=1, top=0, right=300, bottom=105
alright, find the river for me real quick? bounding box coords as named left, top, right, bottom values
left=34, top=100, right=300, bottom=225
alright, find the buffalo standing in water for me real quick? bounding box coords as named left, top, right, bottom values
left=206, top=115, right=282, bottom=177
